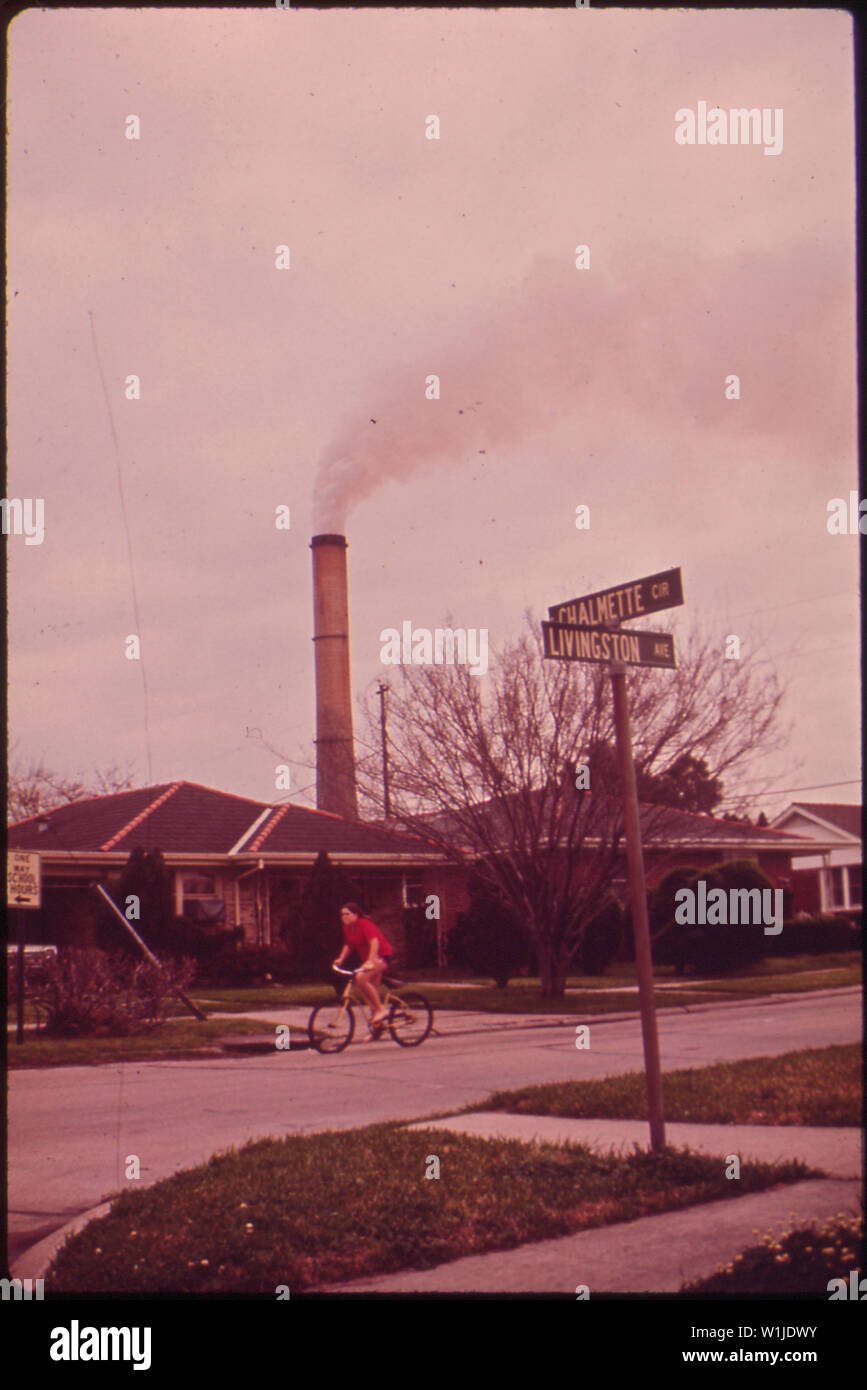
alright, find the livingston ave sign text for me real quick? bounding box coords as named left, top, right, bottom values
left=541, top=622, right=676, bottom=669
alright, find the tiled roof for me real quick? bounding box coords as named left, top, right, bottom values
left=415, top=790, right=813, bottom=851
left=255, top=803, right=436, bottom=856
left=783, top=803, right=862, bottom=839
left=6, top=781, right=438, bottom=858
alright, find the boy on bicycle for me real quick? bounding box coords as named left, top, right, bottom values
left=333, top=902, right=395, bottom=1033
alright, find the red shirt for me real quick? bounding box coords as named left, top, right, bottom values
left=343, top=915, right=393, bottom=959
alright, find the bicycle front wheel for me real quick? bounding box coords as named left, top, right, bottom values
left=388, top=992, right=433, bottom=1047
left=308, top=1002, right=355, bottom=1053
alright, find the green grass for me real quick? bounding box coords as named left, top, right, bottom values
left=45, top=1122, right=819, bottom=1293
left=187, top=953, right=860, bottom=1015
left=186, top=984, right=332, bottom=1011
left=5, top=1015, right=285, bottom=1069
left=683, top=1212, right=863, bottom=1293
left=465, top=1044, right=863, bottom=1127
left=9, top=954, right=859, bottom=1067
left=680, top=966, right=860, bottom=995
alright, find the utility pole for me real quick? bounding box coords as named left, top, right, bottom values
left=377, top=682, right=391, bottom=818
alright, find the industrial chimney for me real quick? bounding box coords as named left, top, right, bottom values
left=311, top=534, right=358, bottom=819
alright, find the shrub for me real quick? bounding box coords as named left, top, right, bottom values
left=402, top=905, right=439, bottom=970
left=283, top=852, right=362, bottom=982
left=648, top=865, right=700, bottom=936
left=197, top=943, right=295, bottom=988
left=765, top=914, right=860, bottom=956
left=685, top=1213, right=863, bottom=1294
left=448, top=876, right=534, bottom=988
left=650, top=861, right=773, bottom=975
left=579, top=897, right=622, bottom=976
left=25, top=948, right=196, bottom=1037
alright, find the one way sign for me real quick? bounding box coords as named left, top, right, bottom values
left=6, top=851, right=41, bottom=909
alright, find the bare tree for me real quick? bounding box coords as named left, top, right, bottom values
left=356, top=617, right=788, bottom=997
left=7, top=745, right=138, bottom=824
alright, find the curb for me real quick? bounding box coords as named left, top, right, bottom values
left=11, top=1201, right=114, bottom=1283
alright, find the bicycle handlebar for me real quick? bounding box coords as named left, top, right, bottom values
left=332, top=965, right=357, bottom=976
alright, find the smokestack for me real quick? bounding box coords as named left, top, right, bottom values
left=311, top=534, right=358, bottom=819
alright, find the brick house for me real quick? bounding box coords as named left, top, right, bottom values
left=7, top=780, right=819, bottom=960
left=5, top=781, right=446, bottom=960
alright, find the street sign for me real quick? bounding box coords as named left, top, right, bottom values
left=6, top=851, right=41, bottom=909
left=542, top=622, right=676, bottom=669
left=548, top=566, right=684, bottom=627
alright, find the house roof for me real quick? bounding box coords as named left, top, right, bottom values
left=412, top=789, right=814, bottom=854
left=771, top=802, right=862, bottom=841
left=6, top=781, right=439, bottom=860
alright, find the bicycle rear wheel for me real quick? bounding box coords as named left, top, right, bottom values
left=387, top=992, right=433, bottom=1047
left=308, top=1001, right=355, bottom=1053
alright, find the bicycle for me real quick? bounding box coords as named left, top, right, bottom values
left=308, top=965, right=434, bottom=1052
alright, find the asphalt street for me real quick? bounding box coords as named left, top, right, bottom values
left=7, top=988, right=861, bottom=1265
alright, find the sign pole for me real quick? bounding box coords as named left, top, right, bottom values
left=94, top=884, right=208, bottom=1021
left=610, top=662, right=666, bottom=1151
left=16, top=912, right=26, bottom=1044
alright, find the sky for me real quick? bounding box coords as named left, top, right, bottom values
left=6, top=6, right=861, bottom=821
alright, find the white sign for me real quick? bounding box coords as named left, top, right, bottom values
left=7, top=851, right=41, bottom=908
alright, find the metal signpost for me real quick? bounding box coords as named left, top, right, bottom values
left=7, top=851, right=42, bottom=1044
left=544, top=568, right=684, bottom=1152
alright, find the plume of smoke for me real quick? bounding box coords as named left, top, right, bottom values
left=313, top=242, right=847, bottom=531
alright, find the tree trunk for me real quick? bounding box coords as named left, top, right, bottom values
left=538, top=948, right=567, bottom=998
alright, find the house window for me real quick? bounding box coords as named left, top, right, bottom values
left=179, top=873, right=225, bottom=924
left=846, top=865, right=862, bottom=908
left=403, top=874, right=425, bottom=908
left=828, top=867, right=845, bottom=909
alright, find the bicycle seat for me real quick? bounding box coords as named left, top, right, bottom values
left=383, top=972, right=403, bottom=989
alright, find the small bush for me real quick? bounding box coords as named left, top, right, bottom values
left=766, top=915, right=860, bottom=956
left=648, top=865, right=700, bottom=936
left=579, top=897, right=622, bottom=976
left=448, top=876, right=534, bottom=988
left=402, top=905, right=439, bottom=970
left=197, top=943, right=295, bottom=987
left=25, top=948, right=196, bottom=1037
left=649, top=861, right=775, bottom=975
left=684, top=1213, right=863, bottom=1294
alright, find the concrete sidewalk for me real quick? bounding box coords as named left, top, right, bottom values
left=322, top=1178, right=860, bottom=1293
left=407, top=1112, right=862, bottom=1178
left=321, top=1111, right=861, bottom=1293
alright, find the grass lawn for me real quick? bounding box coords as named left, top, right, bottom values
left=44, top=1123, right=819, bottom=1293
left=682, top=1213, right=863, bottom=1293
left=8, top=954, right=859, bottom=1067
left=465, top=1043, right=863, bottom=1127
left=187, top=952, right=860, bottom=1014
left=4, top=1015, right=281, bottom=1069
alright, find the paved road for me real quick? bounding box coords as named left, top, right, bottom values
left=7, top=989, right=861, bottom=1264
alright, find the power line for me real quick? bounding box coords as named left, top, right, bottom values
left=88, top=311, right=153, bottom=783
left=703, top=589, right=857, bottom=624
left=715, top=779, right=861, bottom=803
